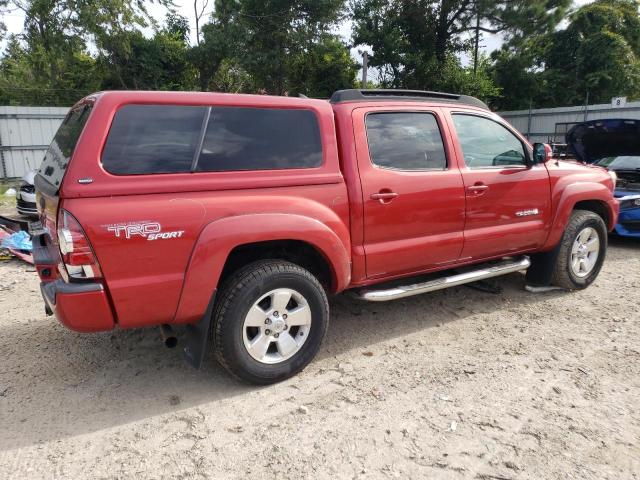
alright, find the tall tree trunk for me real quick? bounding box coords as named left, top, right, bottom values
left=434, top=4, right=451, bottom=65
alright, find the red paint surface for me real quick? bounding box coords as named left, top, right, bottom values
left=54, top=289, right=115, bottom=332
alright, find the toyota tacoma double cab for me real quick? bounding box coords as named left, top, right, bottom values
left=32, top=89, right=619, bottom=384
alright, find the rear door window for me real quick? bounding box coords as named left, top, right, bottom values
left=39, top=104, right=92, bottom=187
left=102, top=105, right=207, bottom=174
left=196, top=107, right=322, bottom=172
left=365, top=112, right=447, bottom=170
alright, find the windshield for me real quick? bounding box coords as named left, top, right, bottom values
left=594, top=156, right=640, bottom=170
left=38, top=104, right=92, bottom=188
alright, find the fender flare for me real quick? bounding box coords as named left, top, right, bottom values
left=173, top=213, right=351, bottom=324
left=543, top=182, right=618, bottom=250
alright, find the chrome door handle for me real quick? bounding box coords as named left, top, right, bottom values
left=370, top=191, right=399, bottom=203
left=468, top=184, right=489, bottom=193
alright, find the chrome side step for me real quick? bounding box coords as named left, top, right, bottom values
left=356, top=256, right=531, bottom=302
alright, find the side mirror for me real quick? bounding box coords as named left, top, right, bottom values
left=533, top=143, right=553, bottom=164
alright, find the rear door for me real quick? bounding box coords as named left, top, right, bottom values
left=353, top=106, right=465, bottom=278
left=445, top=110, right=551, bottom=259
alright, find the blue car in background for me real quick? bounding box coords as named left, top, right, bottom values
left=594, top=157, right=640, bottom=237
left=567, top=119, right=640, bottom=238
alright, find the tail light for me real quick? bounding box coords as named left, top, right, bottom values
left=57, top=209, right=102, bottom=280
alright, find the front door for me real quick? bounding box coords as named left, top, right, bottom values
left=446, top=111, right=552, bottom=260
left=353, top=107, right=466, bottom=278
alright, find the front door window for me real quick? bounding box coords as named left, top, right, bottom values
left=452, top=114, right=526, bottom=168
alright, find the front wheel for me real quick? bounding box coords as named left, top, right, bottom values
left=551, top=209, right=607, bottom=290
left=211, top=260, right=329, bottom=385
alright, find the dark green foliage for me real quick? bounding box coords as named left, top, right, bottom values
left=492, top=0, right=640, bottom=110
left=98, top=17, right=196, bottom=91
left=0, top=0, right=357, bottom=103
left=1, top=0, right=638, bottom=110
left=287, top=35, right=359, bottom=97
left=189, top=0, right=244, bottom=91
left=0, top=0, right=183, bottom=104
left=0, top=0, right=100, bottom=105
left=350, top=0, right=570, bottom=103
left=227, top=0, right=356, bottom=96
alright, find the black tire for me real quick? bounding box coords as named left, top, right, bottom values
left=551, top=209, right=607, bottom=290
left=211, top=260, right=329, bottom=385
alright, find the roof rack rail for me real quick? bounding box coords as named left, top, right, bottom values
left=330, top=89, right=489, bottom=110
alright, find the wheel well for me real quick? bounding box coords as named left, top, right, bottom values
left=219, top=240, right=334, bottom=291
left=573, top=200, right=610, bottom=227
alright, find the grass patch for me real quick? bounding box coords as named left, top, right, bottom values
left=0, top=178, right=21, bottom=215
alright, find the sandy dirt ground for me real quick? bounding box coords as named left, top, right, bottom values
left=1, top=237, right=639, bottom=479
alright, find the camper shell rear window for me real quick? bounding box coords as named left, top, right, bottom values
left=39, top=104, right=92, bottom=187
left=101, top=104, right=323, bottom=175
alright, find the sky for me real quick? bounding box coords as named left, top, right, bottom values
left=2, top=0, right=593, bottom=72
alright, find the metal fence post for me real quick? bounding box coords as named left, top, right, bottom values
left=583, top=91, right=589, bottom=121
left=526, top=100, right=533, bottom=140
left=0, top=129, right=6, bottom=179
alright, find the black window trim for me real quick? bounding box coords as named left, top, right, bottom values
left=451, top=111, right=533, bottom=170
left=101, top=104, right=325, bottom=176
left=364, top=110, right=450, bottom=173
left=190, top=106, right=211, bottom=172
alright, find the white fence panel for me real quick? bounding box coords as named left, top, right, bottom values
left=0, top=106, right=68, bottom=178
left=500, top=101, right=640, bottom=144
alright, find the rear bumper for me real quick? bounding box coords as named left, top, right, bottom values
left=40, top=279, right=115, bottom=332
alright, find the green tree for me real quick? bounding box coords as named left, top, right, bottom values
left=98, top=16, right=197, bottom=90
left=351, top=0, right=570, bottom=92
left=567, top=0, right=640, bottom=104
left=191, top=0, right=356, bottom=95
left=233, top=0, right=351, bottom=95
left=492, top=0, right=640, bottom=109
left=288, top=34, right=358, bottom=97
left=0, top=36, right=98, bottom=105
left=189, top=0, right=243, bottom=91
left=438, top=54, right=501, bottom=102
left=211, top=58, right=253, bottom=92
left=0, top=0, right=176, bottom=105
left=0, top=0, right=100, bottom=105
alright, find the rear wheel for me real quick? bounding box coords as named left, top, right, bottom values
left=551, top=210, right=607, bottom=290
left=212, top=260, right=329, bottom=384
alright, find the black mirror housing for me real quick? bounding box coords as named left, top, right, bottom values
left=533, top=143, right=551, bottom=164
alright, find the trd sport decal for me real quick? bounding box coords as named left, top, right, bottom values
left=104, top=221, right=185, bottom=241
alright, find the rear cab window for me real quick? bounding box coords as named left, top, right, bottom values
left=39, top=104, right=93, bottom=188
left=101, top=105, right=323, bottom=175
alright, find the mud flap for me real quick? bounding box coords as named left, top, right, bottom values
left=182, top=291, right=216, bottom=369
left=525, top=243, right=562, bottom=287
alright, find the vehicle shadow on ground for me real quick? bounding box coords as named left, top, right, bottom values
left=0, top=271, right=574, bottom=450
left=609, top=234, right=640, bottom=250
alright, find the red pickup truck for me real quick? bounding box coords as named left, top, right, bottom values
left=33, top=89, right=619, bottom=384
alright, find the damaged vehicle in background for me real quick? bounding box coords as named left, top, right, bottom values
left=567, top=119, right=640, bottom=238
left=16, top=170, right=38, bottom=217
left=595, top=156, right=640, bottom=237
